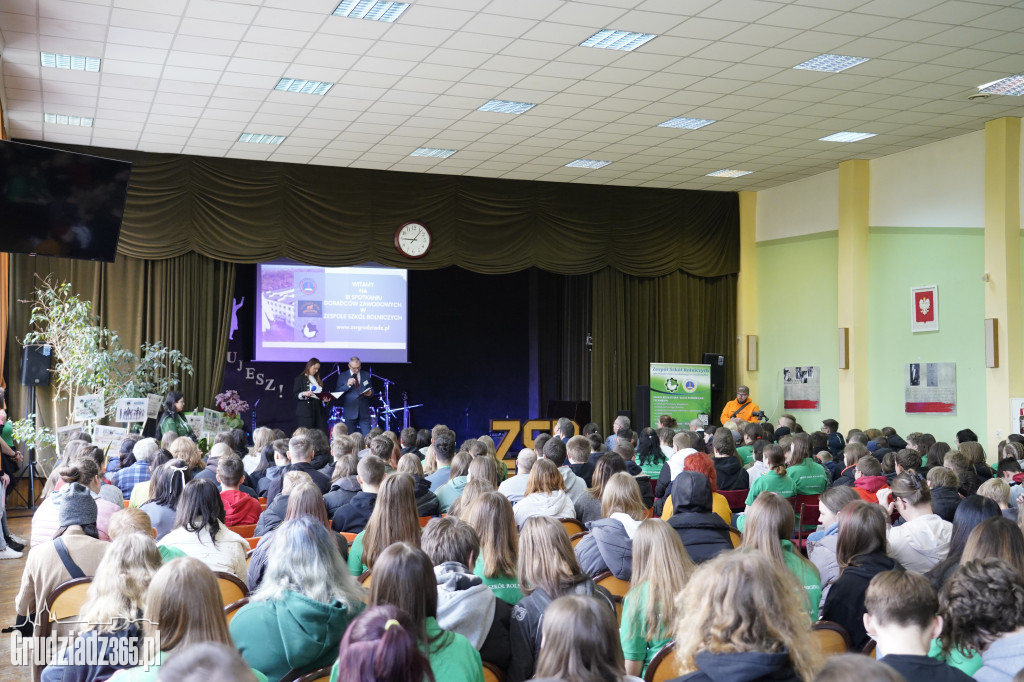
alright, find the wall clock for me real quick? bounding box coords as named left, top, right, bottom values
left=395, top=221, right=431, bottom=259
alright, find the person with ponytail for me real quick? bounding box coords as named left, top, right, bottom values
left=331, top=605, right=435, bottom=682
left=744, top=443, right=796, bottom=510
left=31, top=458, right=123, bottom=546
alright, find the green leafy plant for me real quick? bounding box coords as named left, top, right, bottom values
left=19, top=276, right=194, bottom=448
left=10, top=415, right=55, bottom=451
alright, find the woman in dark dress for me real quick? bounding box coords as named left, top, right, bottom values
left=294, top=357, right=329, bottom=433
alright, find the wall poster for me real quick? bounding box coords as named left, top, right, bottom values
left=905, top=362, right=956, bottom=414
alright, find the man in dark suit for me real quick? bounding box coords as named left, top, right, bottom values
left=335, top=356, right=372, bottom=435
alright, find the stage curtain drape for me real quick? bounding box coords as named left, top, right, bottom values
left=534, top=270, right=593, bottom=416
left=33, top=143, right=739, bottom=279
left=591, top=268, right=738, bottom=433
left=6, top=253, right=235, bottom=464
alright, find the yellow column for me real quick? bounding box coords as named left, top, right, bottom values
left=837, top=159, right=870, bottom=428
left=985, top=117, right=1022, bottom=455
left=737, top=191, right=757, bottom=396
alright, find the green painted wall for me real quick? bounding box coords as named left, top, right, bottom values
left=756, top=232, right=839, bottom=428
left=867, top=227, right=986, bottom=442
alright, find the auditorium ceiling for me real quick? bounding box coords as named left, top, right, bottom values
left=0, top=0, right=1023, bottom=191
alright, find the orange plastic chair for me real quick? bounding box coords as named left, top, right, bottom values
left=482, top=661, right=505, bottom=682
left=38, top=577, right=94, bottom=639
left=593, top=570, right=629, bottom=625
left=560, top=518, right=586, bottom=535
left=229, top=523, right=257, bottom=538
left=358, top=570, right=373, bottom=589
left=418, top=516, right=435, bottom=527
left=214, top=571, right=249, bottom=607
left=644, top=641, right=680, bottom=682
left=223, top=596, right=250, bottom=625
left=569, top=532, right=587, bottom=548
left=340, top=532, right=358, bottom=544
left=811, top=620, right=851, bottom=657
left=246, top=536, right=260, bottom=550
left=728, top=527, right=742, bottom=548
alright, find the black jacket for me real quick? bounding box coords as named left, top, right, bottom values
left=570, top=461, right=595, bottom=488
left=574, top=517, right=634, bottom=580
left=821, top=551, right=902, bottom=650
left=826, top=432, right=846, bottom=459
left=412, top=474, right=440, bottom=517
left=507, top=581, right=615, bottom=682
left=670, top=650, right=801, bottom=682
left=331, top=491, right=377, bottom=533
left=265, top=461, right=331, bottom=504
left=323, top=476, right=361, bottom=518
left=713, top=455, right=749, bottom=491
left=666, top=471, right=733, bottom=563
left=254, top=493, right=288, bottom=537
left=930, top=485, right=961, bottom=523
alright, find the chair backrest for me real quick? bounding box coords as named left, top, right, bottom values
left=569, top=531, right=587, bottom=548
left=483, top=661, right=505, bottom=682
left=811, top=620, right=851, bottom=657
left=289, top=665, right=334, bottom=682
left=223, top=596, right=250, bottom=625
left=863, top=639, right=877, bottom=658
left=340, top=531, right=358, bottom=544
left=644, top=641, right=680, bottom=682
left=246, top=536, right=260, bottom=550
left=214, top=571, right=250, bottom=606
left=38, top=577, right=94, bottom=639
left=359, top=570, right=373, bottom=588
left=718, top=488, right=748, bottom=512
left=418, top=516, right=434, bottom=527
left=728, top=526, right=742, bottom=549
left=229, top=523, right=258, bottom=538
left=560, top=518, right=586, bottom=535
left=593, top=570, right=629, bottom=625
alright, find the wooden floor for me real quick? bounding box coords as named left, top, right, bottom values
left=1, top=510, right=35, bottom=682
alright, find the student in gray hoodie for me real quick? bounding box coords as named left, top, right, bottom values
left=421, top=516, right=510, bottom=672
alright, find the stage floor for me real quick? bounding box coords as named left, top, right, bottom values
left=0, top=510, right=33, bottom=682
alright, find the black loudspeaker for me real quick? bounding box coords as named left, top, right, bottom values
left=20, top=344, right=52, bottom=386
left=634, top=385, right=651, bottom=430
left=702, top=353, right=726, bottom=392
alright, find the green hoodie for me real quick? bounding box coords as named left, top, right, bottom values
left=230, top=590, right=363, bottom=682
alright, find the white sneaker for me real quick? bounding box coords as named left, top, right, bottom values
left=0, top=546, right=23, bottom=560
left=8, top=534, right=26, bottom=544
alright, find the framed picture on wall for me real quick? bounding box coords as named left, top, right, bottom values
left=911, top=285, right=938, bottom=333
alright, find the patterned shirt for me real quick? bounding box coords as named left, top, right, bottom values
left=109, top=460, right=151, bottom=500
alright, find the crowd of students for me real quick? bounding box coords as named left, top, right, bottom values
left=6, top=414, right=1024, bottom=681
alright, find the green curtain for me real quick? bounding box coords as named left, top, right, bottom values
left=34, top=143, right=739, bottom=279
left=7, top=253, right=235, bottom=466
left=591, top=267, right=738, bottom=436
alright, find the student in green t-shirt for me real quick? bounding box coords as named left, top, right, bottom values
left=740, top=492, right=822, bottom=622
left=620, top=519, right=696, bottom=677
left=462, top=490, right=524, bottom=604
left=786, top=433, right=829, bottom=496
left=736, top=422, right=763, bottom=467
left=744, top=445, right=796, bottom=508
left=636, top=427, right=668, bottom=479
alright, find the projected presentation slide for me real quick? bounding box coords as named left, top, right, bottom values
left=255, top=263, right=408, bottom=363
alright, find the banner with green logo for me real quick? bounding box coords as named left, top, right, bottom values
left=649, top=363, right=712, bottom=428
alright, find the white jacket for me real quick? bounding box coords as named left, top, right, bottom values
left=887, top=513, right=951, bottom=572
left=159, top=523, right=249, bottom=584
left=666, top=448, right=697, bottom=482
left=513, top=490, right=575, bottom=529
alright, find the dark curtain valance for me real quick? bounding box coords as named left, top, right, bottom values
left=33, top=143, right=739, bottom=278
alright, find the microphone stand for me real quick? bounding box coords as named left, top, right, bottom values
left=367, top=370, right=395, bottom=431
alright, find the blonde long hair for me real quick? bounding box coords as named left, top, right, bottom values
left=741, top=492, right=817, bottom=577
left=362, top=473, right=420, bottom=569
left=673, top=552, right=822, bottom=680
left=463, top=491, right=518, bottom=578
left=600, top=472, right=645, bottom=520
left=79, top=533, right=162, bottom=634
left=628, top=519, right=695, bottom=642
left=517, top=515, right=588, bottom=597
left=144, top=558, right=232, bottom=658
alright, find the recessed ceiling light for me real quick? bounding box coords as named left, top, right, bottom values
left=40, top=52, right=100, bottom=72
left=658, top=117, right=716, bottom=130
left=238, top=133, right=286, bottom=145
left=819, top=132, right=877, bottom=142
left=978, top=75, right=1024, bottom=96
left=580, top=29, right=657, bottom=51
left=44, top=113, right=93, bottom=127
left=793, top=54, right=869, bottom=73
left=706, top=169, right=752, bottom=178
left=275, top=78, right=333, bottom=95
left=410, top=148, right=457, bottom=158
left=478, top=100, right=536, bottom=115
left=332, top=0, right=409, bottom=22
left=566, top=159, right=611, bottom=169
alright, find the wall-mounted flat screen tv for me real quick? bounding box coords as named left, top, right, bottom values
left=0, top=140, right=131, bottom=262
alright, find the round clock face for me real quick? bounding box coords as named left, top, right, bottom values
left=395, top=222, right=431, bottom=259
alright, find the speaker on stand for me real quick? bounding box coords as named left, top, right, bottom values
left=14, top=345, right=51, bottom=510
